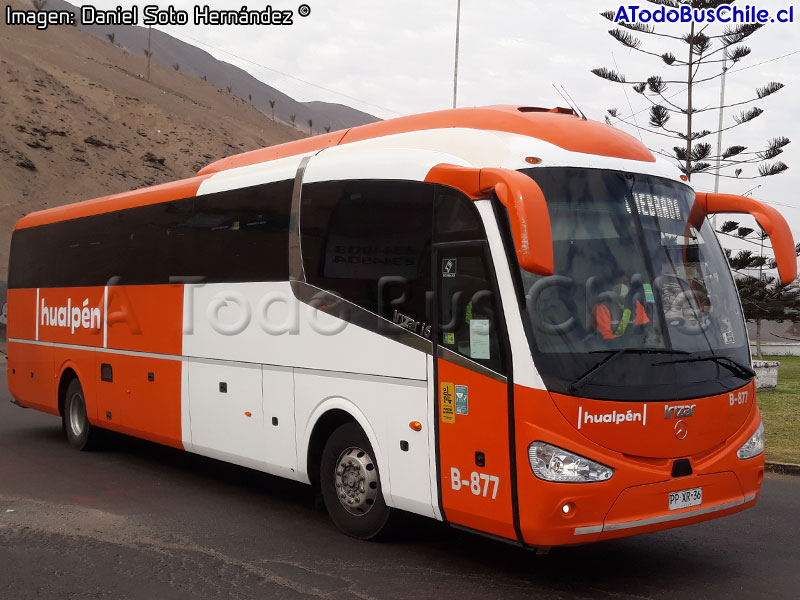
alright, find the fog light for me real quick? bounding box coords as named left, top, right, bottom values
left=562, top=503, right=571, bottom=515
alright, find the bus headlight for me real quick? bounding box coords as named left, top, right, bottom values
left=737, top=422, right=764, bottom=460
left=528, top=442, right=614, bottom=483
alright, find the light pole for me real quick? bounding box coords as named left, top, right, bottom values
left=453, top=0, right=461, bottom=109
left=713, top=54, right=728, bottom=196
left=711, top=53, right=728, bottom=230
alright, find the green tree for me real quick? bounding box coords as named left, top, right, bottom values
left=269, top=99, right=276, bottom=121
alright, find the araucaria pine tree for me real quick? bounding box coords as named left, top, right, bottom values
left=592, top=0, right=790, bottom=183
left=718, top=222, right=800, bottom=357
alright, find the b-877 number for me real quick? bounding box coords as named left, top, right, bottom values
left=450, top=467, right=499, bottom=499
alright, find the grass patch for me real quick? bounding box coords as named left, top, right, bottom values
left=757, top=357, right=800, bottom=464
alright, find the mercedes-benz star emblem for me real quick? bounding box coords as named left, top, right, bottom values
left=674, top=420, right=688, bottom=440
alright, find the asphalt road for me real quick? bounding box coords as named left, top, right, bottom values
left=1, top=369, right=798, bottom=600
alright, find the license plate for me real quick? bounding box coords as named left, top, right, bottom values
left=668, top=487, right=702, bottom=511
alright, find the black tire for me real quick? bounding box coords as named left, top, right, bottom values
left=63, top=379, right=98, bottom=451
left=320, top=422, right=391, bottom=540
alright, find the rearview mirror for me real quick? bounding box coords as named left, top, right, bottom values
left=426, top=164, right=554, bottom=276
left=690, top=192, right=797, bottom=285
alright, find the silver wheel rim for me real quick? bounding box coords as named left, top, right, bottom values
left=334, top=446, right=378, bottom=516
left=69, top=393, right=85, bottom=437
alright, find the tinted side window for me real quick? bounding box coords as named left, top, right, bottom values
left=171, top=182, right=292, bottom=282
left=9, top=180, right=292, bottom=288
left=435, top=186, right=484, bottom=242
left=300, top=180, right=433, bottom=327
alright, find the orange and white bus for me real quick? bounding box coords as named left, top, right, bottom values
left=8, top=105, right=796, bottom=548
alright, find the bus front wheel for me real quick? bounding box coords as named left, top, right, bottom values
left=320, top=422, right=391, bottom=539
left=63, top=379, right=98, bottom=451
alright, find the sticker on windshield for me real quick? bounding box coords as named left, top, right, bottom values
left=442, top=258, right=457, bottom=278
left=643, top=283, right=655, bottom=303
left=720, top=317, right=736, bottom=345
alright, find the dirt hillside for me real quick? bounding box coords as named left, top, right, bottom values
left=0, top=12, right=305, bottom=280
left=53, top=0, right=381, bottom=132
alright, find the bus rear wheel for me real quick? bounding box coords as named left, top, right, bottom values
left=63, top=379, right=98, bottom=451
left=320, top=422, right=391, bottom=539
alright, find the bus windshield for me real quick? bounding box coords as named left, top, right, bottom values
left=518, top=167, right=751, bottom=402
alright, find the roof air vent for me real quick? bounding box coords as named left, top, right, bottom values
left=549, top=107, right=577, bottom=115
left=517, top=106, right=577, bottom=116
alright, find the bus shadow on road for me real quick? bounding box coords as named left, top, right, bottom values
left=7, top=418, right=755, bottom=597
left=94, top=427, right=317, bottom=507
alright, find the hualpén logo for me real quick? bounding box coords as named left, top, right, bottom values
left=577, top=404, right=647, bottom=429
left=40, top=297, right=101, bottom=334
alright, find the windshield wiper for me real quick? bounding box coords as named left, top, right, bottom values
left=653, top=355, right=755, bottom=379
left=569, top=348, right=690, bottom=394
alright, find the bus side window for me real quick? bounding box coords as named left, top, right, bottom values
left=300, top=180, right=434, bottom=334
left=172, top=181, right=292, bottom=283
left=8, top=180, right=293, bottom=288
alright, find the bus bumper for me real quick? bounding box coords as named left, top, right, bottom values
left=516, top=464, right=761, bottom=547
left=572, top=470, right=758, bottom=542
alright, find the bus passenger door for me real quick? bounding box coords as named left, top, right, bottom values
left=434, top=242, right=517, bottom=541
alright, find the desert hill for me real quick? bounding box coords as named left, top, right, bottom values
left=47, top=0, right=380, bottom=132
left=0, top=9, right=312, bottom=280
